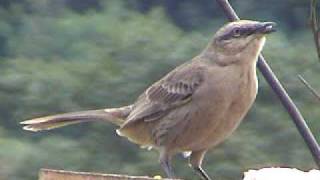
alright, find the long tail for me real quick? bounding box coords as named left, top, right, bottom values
left=20, top=105, right=133, bottom=132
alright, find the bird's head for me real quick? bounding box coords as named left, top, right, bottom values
left=209, top=20, right=276, bottom=60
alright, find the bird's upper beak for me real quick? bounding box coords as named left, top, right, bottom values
left=255, top=22, right=277, bottom=34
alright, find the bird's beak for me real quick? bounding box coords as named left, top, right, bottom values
left=255, top=22, right=277, bottom=34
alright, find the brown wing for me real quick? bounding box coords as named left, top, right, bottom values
left=121, top=62, right=205, bottom=128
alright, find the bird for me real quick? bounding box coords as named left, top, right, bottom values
left=21, top=20, right=276, bottom=180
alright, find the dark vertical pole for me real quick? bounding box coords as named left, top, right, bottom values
left=215, top=0, right=320, bottom=168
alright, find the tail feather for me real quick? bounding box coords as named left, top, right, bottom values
left=21, top=105, right=133, bottom=132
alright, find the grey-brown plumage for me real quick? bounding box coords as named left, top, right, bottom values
left=21, top=20, right=276, bottom=180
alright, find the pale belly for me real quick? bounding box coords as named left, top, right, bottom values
left=167, top=69, right=258, bottom=151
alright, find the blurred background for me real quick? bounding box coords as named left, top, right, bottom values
left=0, top=0, right=319, bottom=179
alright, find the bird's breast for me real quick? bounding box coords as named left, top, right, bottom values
left=173, top=64, right=258, bottom=151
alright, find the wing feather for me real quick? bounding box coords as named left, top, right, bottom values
left=121, top=62, right=205, bottom=128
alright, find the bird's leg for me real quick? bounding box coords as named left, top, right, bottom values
left=193, top=166, right=212, bottom=180
left=159, top=148, right=175, bottom=178
left=189, top=149, right=212, bottom=180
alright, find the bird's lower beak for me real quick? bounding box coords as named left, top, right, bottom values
left=256, top=22, right=277, bottom=34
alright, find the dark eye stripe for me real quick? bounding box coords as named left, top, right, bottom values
left=218, top=29, right=237, bottom=41
left=218, top=27, right=243, bottom=40
left=218, top=26, right=255, bottom=41
left=243, top=27, right=255, bottom=36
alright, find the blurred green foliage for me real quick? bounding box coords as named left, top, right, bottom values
left=0, top=0, right=319, bottom=180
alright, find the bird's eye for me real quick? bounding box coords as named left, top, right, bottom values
left=232, top=28, right=241, bottom=37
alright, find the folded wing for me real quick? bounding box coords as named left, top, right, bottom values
left=121, top=62, right=205, bottom=128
